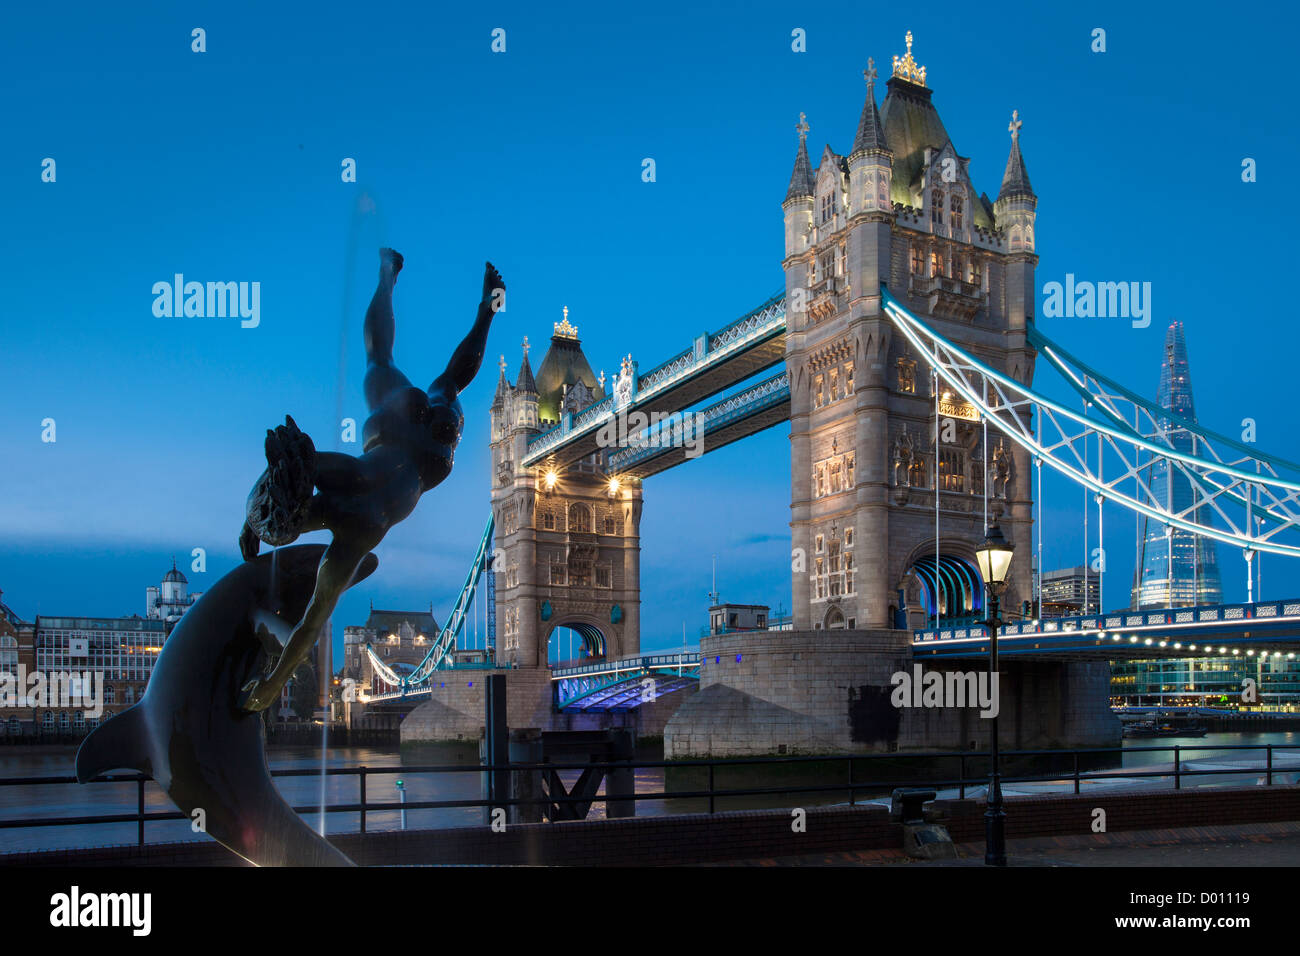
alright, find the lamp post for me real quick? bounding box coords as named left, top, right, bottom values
left=975, top=522, right=1015, bottom=867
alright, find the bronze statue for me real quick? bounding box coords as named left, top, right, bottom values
left=235, top=248, right=505, bottom=711
left=77, top=545, right=376, bottom=866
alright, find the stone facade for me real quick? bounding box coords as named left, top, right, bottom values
left=783, top=38, right=1037, bottom=633
left=399, top=668, right=695, bottom=743
left=664, top=630, right=1120, bottom=757
left=400, top=668, right=553, bottom=744
left=489, top=320, right=643, bottom=668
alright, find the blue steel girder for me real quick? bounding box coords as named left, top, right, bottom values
left=559, top=674, right=698, bottom=712
left=552, top=653, right=700, bottom=708
left=522, top=293, right=786, bottom=470
left=913, top=599, right=1300, bottom=661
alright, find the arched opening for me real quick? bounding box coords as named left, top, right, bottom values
left=547, top=622, right=607, bottom=667
left=825, top=607, right=846, bottom=630
left=907, top=553, right=984, bottom=626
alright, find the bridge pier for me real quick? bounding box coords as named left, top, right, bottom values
left=663, top=630, right=1119, bottom=758
left=398, top=666, right=698, bottom=746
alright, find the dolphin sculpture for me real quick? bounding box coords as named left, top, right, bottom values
left=75, top=545, right=376, bottom=866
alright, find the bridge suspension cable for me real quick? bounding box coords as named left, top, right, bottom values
left=363, top=512, right=497, bottom=696
left=880, top=288, right=1300, bottom=560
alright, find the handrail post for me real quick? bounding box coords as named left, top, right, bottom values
left=1073, top=751, right=1080, bottom=795
left=708, top=762, right=715, bottom=814
left=959, top=753, right=966, bottom=799
left=1173, top=746, right=1180, bottom=790
left=848, top=756, right=854, bottom=806
left=137, top=776, right=145, bottom=846
left=359, top=766, right=367, bottom=834
left=1267, top=745, right=1274, bottom=787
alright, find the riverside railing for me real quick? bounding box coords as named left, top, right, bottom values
left=0, top=743, right=1296, bottom=848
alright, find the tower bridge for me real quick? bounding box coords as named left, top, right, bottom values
left=377, top=33, right=1300, bottom=757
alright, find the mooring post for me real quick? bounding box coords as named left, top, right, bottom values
left=484, top=673, right=509, bottom=825
left=606, top=729, right=635, bottom=818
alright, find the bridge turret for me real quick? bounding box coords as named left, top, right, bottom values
left=847, top=59, right=893, bottom=217
left=782, top=113, right=815, bottom=292
left=994, top=109, right=1037, bottom=333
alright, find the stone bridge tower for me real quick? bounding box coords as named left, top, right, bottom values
left=783, top=33, right=1038, bottom=633
left=489, top=312, right=643, bottom=669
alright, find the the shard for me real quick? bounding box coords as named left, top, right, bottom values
left=1130, top=322, right=1223, bottom=608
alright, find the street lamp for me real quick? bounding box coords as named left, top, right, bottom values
left=975, top=522, right=1015, bottom=867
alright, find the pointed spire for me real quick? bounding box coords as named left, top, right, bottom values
left=851, top=59, right=889, bottom=156
left=516, top=336, right=537, bottom=394
left=784, top=112, right=815, bottom=203
left=491, top=353, right=509, bottom=408
left=998, top=109, right=1034, bottom=200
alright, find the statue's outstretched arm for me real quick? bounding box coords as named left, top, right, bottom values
left=430, top=261, right=504, bottom=398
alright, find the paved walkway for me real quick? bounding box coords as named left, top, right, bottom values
left=709, top=821, right=1300, bottom=866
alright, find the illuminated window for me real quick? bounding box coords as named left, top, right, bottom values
left=910, top=247, right=924, bottom=274
left=568, top=503, right=592, bottom=533
left=844, top=363, right=854, bottom=395
left=968, top=259, right=982, bottom=286
left=814, top=375, right=825, bottom=409
left=897, top=357, right=917, bottom=394
left=930, top=250, right=944, bottom=277
left=931, top=189, right=944, bottom=226
left=950, top=193, right=963, bottom=230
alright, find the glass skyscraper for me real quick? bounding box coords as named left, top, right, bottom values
left=1130, top=321, right=1223, bottom=609
left=1110, top=324, right=1300, bottom=709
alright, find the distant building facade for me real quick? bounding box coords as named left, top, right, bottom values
left=145, top=560, right=202, bottom=623
left=708, top=604, right=770, bottom=635
left=0, top=563, right=200, bottom=738
left=1040, top=566, right=1099, bottom=616
left=343, top=606, right=441, bottom=697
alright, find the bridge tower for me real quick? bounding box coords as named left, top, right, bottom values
left=783, top=34, right=1037, bottom=632
left=489, top=315, right=643, bottom=669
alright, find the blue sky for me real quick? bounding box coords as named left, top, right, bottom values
left=1, top=0, right=1295, bottom=660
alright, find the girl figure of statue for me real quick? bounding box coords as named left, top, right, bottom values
left=235, top=249, right=505, bottom=711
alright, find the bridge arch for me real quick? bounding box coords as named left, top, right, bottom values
left=546, top=615, right=608, bottom=665
left=902, top=542, right=985, bottom=626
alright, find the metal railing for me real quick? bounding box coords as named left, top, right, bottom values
left=1, top=743, right=1297, bottom=850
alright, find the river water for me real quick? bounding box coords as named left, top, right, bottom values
left=1, top=732, right=1297, bottom=854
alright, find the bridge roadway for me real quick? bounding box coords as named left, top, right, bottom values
left=521, top=292, right=786, bottom=470
left=914, top=598, right=1300, bottom=660
left=359, top=653, right=701, bottom=712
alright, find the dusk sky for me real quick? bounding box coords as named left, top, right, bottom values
left=1, top=0, right=1294, bottom=660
